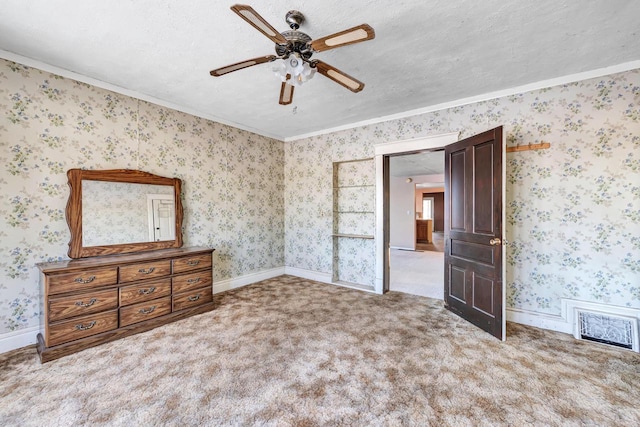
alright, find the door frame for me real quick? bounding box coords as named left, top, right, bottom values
left=147, top=193, right=175, bottom=241
left=374, top=132, right=459, bottom=294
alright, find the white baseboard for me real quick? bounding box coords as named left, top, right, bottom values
left=284, top=267, right=380, bottom=293
left=0, top=325, right=40, bottom=354
left=212, top=267, right=285, bottom=294
left=507, top=307, right=572, bottom=335
left=375, top=277, right=383, bottom=294
left=284, top=266, right=333, bottom=284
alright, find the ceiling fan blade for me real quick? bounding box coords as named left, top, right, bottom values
left=210, top=55, right=276, bottom=77
left=314, top=61, right=365, bottom=93
left=279, top=75, right=294, bottom=105
left=310, top=24, right=375, bottom=52
left=230, top=4, right=288, bottom=45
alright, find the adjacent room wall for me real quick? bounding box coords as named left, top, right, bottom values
left=389, top=176, right=415, bottom=250
left=285, top=68, right=640, bottom=320
left=416, top=190, right=444, bottom=232
left=0, top=59, right=285, bottom=343
left=416, top=188, right=444, bottom=231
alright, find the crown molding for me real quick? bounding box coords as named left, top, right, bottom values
left=284, top=60, right=640, bottom=142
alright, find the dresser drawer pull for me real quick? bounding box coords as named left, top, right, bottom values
left=75, top=321, right=97, bottom=331
left=75, top=298, right=97, bottom=307
left=138, top=286, right=157, bottom=295
left=187, top=277, right=201, bottom=284
left=138, top=305, right=157, bottom=315
left=187, top=294, right=201, bottom=302
left=74, top=275, right=96, bottom=284
left=138, top=267, right=156, bottom=274
left=186, top=260, right=200, bottom=266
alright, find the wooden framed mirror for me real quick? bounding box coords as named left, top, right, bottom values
left=66, top=169, right=184, bottom=258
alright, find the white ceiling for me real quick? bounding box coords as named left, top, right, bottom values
left=390, top=151, right=443, bottom=177
left=1, top=1, right=639, bottom=141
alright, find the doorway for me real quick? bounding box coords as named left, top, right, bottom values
left=373, top=132, right=459, bottom=294
left=388, top=151, right=445, bottom=299
left=374, top=128, right=507, bottom=340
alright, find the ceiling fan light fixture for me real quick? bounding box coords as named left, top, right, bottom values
left=288, top=56, right=303, bottom=73
left=273, top=54, right=315, bottom=87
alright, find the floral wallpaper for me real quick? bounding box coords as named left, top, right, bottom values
left=285, top=69, right=640, bottom=317
left=0, top=59, right=284, bottom=336
left=82, top=181, right=174, bottom=246
left=0, top=55, right=638, bottom=345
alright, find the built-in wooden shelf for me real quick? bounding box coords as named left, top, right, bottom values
left=332, top=233, right=374, bottom=239
left=334, top=157, right=374, bottom=164
left=333, top=158, right=376, bottom=288
left=333, top=184, right=375, bottom=189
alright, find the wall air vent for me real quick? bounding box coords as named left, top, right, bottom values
left=576, top=310, right=638, bottom=352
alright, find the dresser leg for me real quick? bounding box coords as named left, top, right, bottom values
left=36, top=333, right=47, bottom=362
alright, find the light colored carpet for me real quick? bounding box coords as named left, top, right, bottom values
left=1, top=275, right=639, bottom=426
left=416, top=231, right=445, bottom=253
left=390, top=249, right=444, bottom=299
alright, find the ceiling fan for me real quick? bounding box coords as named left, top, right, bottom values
left=210, top=4, right=375, bottom=105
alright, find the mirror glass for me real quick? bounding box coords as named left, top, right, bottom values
left=66, top=169, right=183, bottom=258
left=82, top=181, right=176, bottom=246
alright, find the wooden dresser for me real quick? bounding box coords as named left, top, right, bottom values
left=37, top=247, right=214, bottom=362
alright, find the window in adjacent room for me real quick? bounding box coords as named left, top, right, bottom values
left=422, top=197, right=434, bottom=220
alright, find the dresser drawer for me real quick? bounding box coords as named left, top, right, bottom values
left=172, top=287, right=213, bottom=312
left=47, top=310, right=118, bottom=347
left=119, top=260, right=171, bottom=283
left=119, top=297, right=172, bottom=327
left=119, top=278, right=171, bottom=306
left=172, top=254, right=212, bottom=274
left=48, top=289, right=118, bottom=323
left=172, top=271, right=212, bottom=294
left=48, top=267, right=118, bottom=295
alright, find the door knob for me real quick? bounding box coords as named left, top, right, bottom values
left=489, top=238, right=501, bottom=246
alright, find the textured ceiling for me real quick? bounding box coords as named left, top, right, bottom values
left=390, top=151, right=443, bottom=178
left=1, top=1, right=639, bottom=141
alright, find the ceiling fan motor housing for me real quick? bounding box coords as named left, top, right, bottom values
left=276, top=10, right=313, bottom=60
left=276, top=30, right=313, bottom=59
